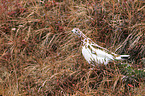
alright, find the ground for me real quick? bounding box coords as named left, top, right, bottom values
left=0, top=0, right=144, bottom=95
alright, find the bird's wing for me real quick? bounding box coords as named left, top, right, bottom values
left=90, top=40, right=117, bottom=56
left=89, top=45, right=114, bottom=60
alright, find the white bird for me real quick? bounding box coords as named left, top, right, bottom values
left=71, top=28, right=130, bottom=65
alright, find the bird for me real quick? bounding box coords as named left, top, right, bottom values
left=71, top=28, right=130, bottom=65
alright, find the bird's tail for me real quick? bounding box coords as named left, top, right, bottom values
left=115, top=55, right=130, bottom=60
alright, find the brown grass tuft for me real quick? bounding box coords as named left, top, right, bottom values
left=0, top=0, right=144, bottom=95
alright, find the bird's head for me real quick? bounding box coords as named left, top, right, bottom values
left=71, top=28, right=82, bottom=37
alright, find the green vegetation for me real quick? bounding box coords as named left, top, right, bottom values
left=0, top=0, right=144, bottom=95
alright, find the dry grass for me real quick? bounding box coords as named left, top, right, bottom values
left=0, top=0, right=145, bottom=95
